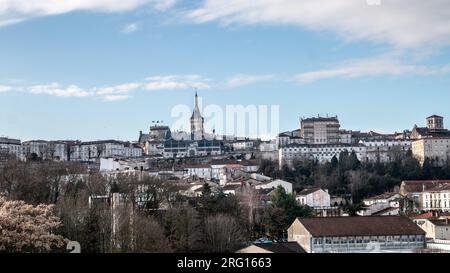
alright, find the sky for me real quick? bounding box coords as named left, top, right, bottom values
left=1, top=0, right=450, bottom=141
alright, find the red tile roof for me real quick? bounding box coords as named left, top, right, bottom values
left=401, top=180, right=450, bottom=193
left=411, top=212, right=434, bottom=220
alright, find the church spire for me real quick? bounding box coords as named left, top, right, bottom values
left=191, top=89, right=204, bottom=140
left=194, top=89, right=198, bottom=109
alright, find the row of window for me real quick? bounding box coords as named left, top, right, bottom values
left=284, top=147, right=364, bottom=152
left=424, top=201, right=450, bottom=208
left=425, top=194, right=449, bottom=199
left=313, top=235, right=424, bottom=245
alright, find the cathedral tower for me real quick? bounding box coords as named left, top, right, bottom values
left=190, top=92, right=204, bottom=140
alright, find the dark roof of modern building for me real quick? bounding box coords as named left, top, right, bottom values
left=301, top=116, right=339, bottom=122
left=427, top=115, right=444, bottom=119
left=296, top=216, right=425, bottom=237
left=150, top=125, right=170, bottom=130
left=253, top=242, right=307, bottom=253
left=22, top=139, right=49, bottom=143
left=81, top=140, right=125, bottom=145
left=0, top=137, right=21, bottom=145
left=278, top=132, right=292, bottom=137
left=351, top=131, right=396, bottom=140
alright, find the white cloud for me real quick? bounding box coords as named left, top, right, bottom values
left=28, top=83, right=93, bottom=98
left=0, top=85, right=12, bottom=92
left=95, top=83, right=142, bottom=95
left=153, top=0, right=177, bottom=11
left=121, top=22, right=139, bottom=33
left=102, top=95, right=130, bottom=101
left=0, top=0, right=177, bottom=27
left=0, top=74, right=213, bottom=101
left=186, top=0, right=450, bottom=49
left=295, top=57, right=450, bottom=84
left=226, top=74, right=275, bottom=88
left=144, top=75, right=211, bottom=90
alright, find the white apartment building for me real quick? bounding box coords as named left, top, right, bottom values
left=163, top=139, right=224, bottom=158
left=0, top=137, right=23, bottom=160
left=259, top=141, right=278, bottom=152
left=71, top=140, right=142, bottom=162
left=143, top=140, right=164, bottom=156
left=254, top=179, right=293, bottom=194
left=414, top=218, right=450, bottom=240
left=22, top=140, right=70, bottom=161
left=277, top=132, right=292, bottom=148
left=422, top=185, right=450, bottom=212
left=300, top=116, right=341, bottom=144
left=99, top=158, right=147, bottom=172
left=361, top=193, right=401, bottom=216
left=123, top=143, right=143, bottom=158
left=231, top=140, right=255, bottom=151
left=340, top=130, right=353, bottom=144
left=296, top=188, right=331, bottom=208
left=400, top=180, right=450, bottom=212
left=412, top=138, right=450, bottom=166
left=279, top=143, right=366, bottom=167
left=361, top=139, right=411, bottom=163
left=184, top=164, right=212, bottom=180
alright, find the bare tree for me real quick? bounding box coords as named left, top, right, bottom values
left=204, top=214, right=243, bottom=253
left=164, top=205, right=204, bottom=252
left=129, top=213, right=172, bottom=253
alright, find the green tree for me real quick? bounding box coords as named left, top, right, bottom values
left=265, top=186, right=313, bottom=240
left=343, top=202, right=366, bottom=216
left=330, top=155, right=338, bottom=169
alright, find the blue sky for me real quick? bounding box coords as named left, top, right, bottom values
left=1, top=0, right=450, bottom=141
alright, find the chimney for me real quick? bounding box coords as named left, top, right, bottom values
left=422, top=184, right=426, bottom=192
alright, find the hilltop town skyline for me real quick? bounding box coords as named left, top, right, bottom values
left=0, top=92, right=447, bottom=142
left=1, top=1, right=450, bottom=140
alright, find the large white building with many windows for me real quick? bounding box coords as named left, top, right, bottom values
left=0, top=137, right=23, bottom=160
left=421, top=184, right=450, bottom=212
left=410, top=115, right=450, bottom=166
left=70, top=140, right=142, bottom=162
left=412, top=138, right=450, bottom=166
left=361, top=139, right=411, bottom=163
left=300, top=116, right=341, bottom=144
left=279, top=143, right=366, bottom=167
